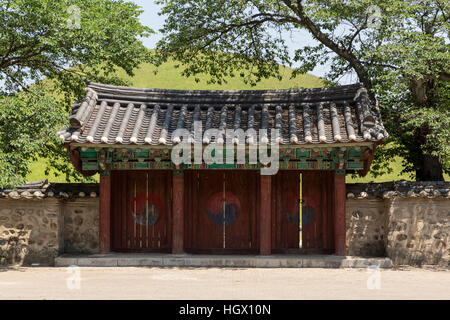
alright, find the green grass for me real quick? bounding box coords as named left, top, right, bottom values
left=347, top=156, right=414, bottom=183
left=25, top=60, right=448, bottom=183
left=115, top=62, right=325, bottom=90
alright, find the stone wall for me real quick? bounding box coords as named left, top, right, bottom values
left=0, top=199, right=63, bottom=265
left=346, top=199, right=387, bottom=257
left=0, top=197, right=99, bottom=266
left=346, top=181, right=450, bottom=267
left=0, top=180, right=449, bottom=267
left=386, top=198, right=449, bottom=267
left=346, top=197, right=450, bottom=267
left=63, top=199, right=99, bottom=254
left=0, top=181, right=99, bottom=266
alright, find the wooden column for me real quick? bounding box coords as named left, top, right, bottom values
left=333, top=172, right=346, bottom=256
left=260, top=175, right=272, bottom=255
left=172, top=171, right=184, bottom=254
left=99, top=172, right=111, bottom=253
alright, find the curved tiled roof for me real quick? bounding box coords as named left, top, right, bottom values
left=2, top=180, right=449, bottom=200
left=346, top=180, right=450, bottom=199
left=59, top=82, right=388, bottom=146
left=0, top=180, right=99, bottom=199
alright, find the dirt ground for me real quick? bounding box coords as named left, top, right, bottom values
left=0, top=266, right=448, bottom=300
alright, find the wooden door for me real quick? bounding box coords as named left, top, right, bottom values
left=111, top=170, right=172, bottom=252
left=271, top=170, right=334, bottom=253
left=184, top=170, right=259, bottom=253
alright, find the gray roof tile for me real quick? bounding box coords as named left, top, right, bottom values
left=60, top=82, right=388, bottom=146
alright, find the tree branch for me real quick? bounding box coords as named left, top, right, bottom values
left=347, top=17, right=369, bottom=51
left=281, top=0, right=374, bottom=94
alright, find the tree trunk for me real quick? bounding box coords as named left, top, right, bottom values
left=409, top=78, right=444, bottom=181
left=413, top=125, right=444, bottom=181
left=416, top=154, right=444, bottom=181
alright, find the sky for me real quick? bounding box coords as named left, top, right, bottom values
left=128, top=0, right=354, bottom=84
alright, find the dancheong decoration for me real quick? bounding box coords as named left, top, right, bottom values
left=285, top=193, right=317, bottom=227
left=206, top=191, right=241, bottom=226
left=131, top=193, right=162, bottom=226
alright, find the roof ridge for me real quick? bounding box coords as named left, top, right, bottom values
left=86, top=81, right=364, bottom=95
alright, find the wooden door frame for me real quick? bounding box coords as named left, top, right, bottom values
left=98, top=169, right=346, bottom=255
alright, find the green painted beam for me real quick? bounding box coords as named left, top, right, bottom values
left=79, top=144, right=371, bottom=172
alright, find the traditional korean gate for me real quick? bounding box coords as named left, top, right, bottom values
left=185, top=170, right=259, bottom=253
left=271, top=170, right=334, bottom=254
left=111, top=170, right=172, bottom=252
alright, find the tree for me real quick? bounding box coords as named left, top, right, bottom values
left=0, top=86, right=64, bottom=187
left=155, top=0, right=449, bottom=181
left=0, top=0, right=153, bottom=188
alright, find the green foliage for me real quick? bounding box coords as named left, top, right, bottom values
left=156, top=0, right=450, bottom=180
left=0, top=0, right=153, bottom=97
left=155, top=0, right=293, bottom=86
left=0, top=0, right=152, bottom=188
left=0, top=87, right=64, bottom=187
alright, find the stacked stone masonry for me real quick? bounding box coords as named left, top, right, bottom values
left=346, top=181, right=449, bottom=267
left=0, top=180, right=448, bottom=267
left=63, top=199, right=99, bottom=254
left=0, top=199, right=63, bottom=265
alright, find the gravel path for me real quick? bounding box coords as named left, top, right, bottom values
left=0, top=266, right=448, bottom=300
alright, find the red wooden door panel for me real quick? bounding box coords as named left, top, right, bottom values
left=111, top=170, right=172, bottom=252
left=184, top=170, right=259, bottom=253
left=195, top=170, right=224, bottom=250
left=271, top=170, right=334, bottom=253
left=224, top=171, right=259, bottom=250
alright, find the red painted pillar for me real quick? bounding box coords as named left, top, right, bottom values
left=260, top=175, right=271, bottom=255
left=333, top=172, right=346, bottom=256
left=99, top=172, right=111, bottom=253
left=172, top=171, right=184, bottom=254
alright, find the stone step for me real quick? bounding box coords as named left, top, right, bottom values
left=55, top=254, right=392, bottom=268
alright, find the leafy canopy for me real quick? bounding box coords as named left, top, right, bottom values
left=155, top=0, right=450, bottom=180
left=0, top=86, right=64, bottom=187
left=0, top=0, right=153, bottom=188
left=1, top=0, right=153, bottom=98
